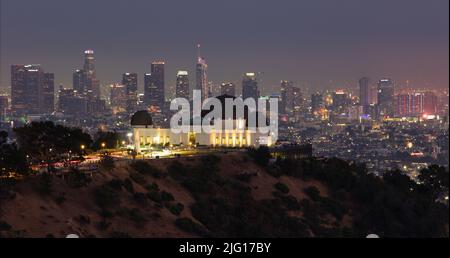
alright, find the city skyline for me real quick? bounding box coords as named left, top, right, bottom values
left=1, top=0, right=448, bottom=94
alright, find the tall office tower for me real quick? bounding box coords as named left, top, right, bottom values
left=396, top=94, right=410, bottom=116
left=144, top=61, right=165, bottom=109
left=0, top=95, right=8, bottom=121
left=359, top=77, right=370, bottom=113
left=122, top=72, right=138, bottom=113
left=423, top=91, right=438, bottom=115
left=332, top=90, right=349, bottom=114
left=83, top=49, right=100, bottom=97
left=73, top=69, right=85, bottom=93
left=311, top=93, right=324, bottom=114
left=292, top=87, right=303, bottom=122
left=396, top=92, right=425, bottom=117
left=196, top=45, right=209, bottom=100
left=58, top=86, right=88, bottom=116
left=42, top=73, right=55, bottom=114
left=11, top=64, right=54, bottom=115
left=292, top=87, right=303, bottom=109
left=242, top=73, right=259, bottom=100
left=110, top=84, right=128, bottom=114
left=280, top=80, right=294, bottom=114
left=377, top=78, right=395, bottom=117
left=144, top=73, right=152, bottom=106
left=220, top=82, right=236, bottom=96
left=176, top=71, right=189, bottom=99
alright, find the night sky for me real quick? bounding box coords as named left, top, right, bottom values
left=1, top=0, right=448, bottom=95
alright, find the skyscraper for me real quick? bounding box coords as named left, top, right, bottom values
left=242, top=73, right=259, bottom=100
left=280, top=80, right=294, bottom=114
left=42, top=72, right=55, bottom=114
left=377, top=78, right=395, bottom=117
left=73, top=69, right=85, bottom=93
left=423, top=91, right=438, bottom=115
left=196, top=44, right=209, bottom=100
left=144, top=61, right=165, bottom=109
left=110, top=84, right=128, bottom=114
left=83, top=49, right=100, bottom=97
left=11, top=64, right=54, bottom=115
left=122, top=73, right=138, bottom=113
left=176, top=71, right=189, bottom=99
left=311, top=93, right=324, bottom=114
left=220, top=82, right=236, bottom=96
left=0, top=95, right=8, bottom=121
left=359, top=77, right=370, bottom=114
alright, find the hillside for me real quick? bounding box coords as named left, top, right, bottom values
left=0, top=151, right=448, bottom=238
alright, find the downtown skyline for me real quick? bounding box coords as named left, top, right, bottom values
left=1, top=0, right=449, bottom=94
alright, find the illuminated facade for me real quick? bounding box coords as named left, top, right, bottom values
left=131, top=95, right=275, bottom=153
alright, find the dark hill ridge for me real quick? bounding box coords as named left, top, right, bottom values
left=0, top=151, right=448, bottom=238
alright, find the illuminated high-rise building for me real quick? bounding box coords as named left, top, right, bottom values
left=196, top=44, right=209, bottom=100
left=377, top=78, right=395, bottom=117
left=0, top=95, right=8, bottom=121
left=220, top=82, right=236, bottom=96
left=110, top=84, right=128, bottom=114
left=242, top=73, right=259, bottom=100
left=42, top=72, right=55, bottom=114
left=144, top=61, right=165, bottom=109
left=359, top=77, right=371, bottom=114
left=72, top=69, right=85, bottom=93
left=83, top=49, right=100, bottom=97
left=280, top=80, right=293, bottom=114
left=11, top=64, right=54, bottom=115
left=311, top=93, right=324, bottom=114
left=176, top=71, right=189, bottom=99
left=122, top=72, right=138, bottom=113
left=423, top=91, right=438, bottom=115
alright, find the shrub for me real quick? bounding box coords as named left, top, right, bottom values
left=0, top=221, right=12, bottom=231
left=117, top=207, right=147, bottom=226
left=94, top=185, right=120, bottom=208
left=133, top=192, right=148, bottom=205
left=107, top=179, right=123, bottom=191
left=279, top=195, right=301, bottom=210
left=145, top=183, right=159, bottom=192
left=161, top=191, right=175, bottom=202
left=54, top=192, right=66, bottom=205
left=36, top=173, right=53, bottom=195
left=130, top=172, right=146, bottom=185
left=175, top=218, right=208, bottom=237
left=76, top=215, right=91, bottom=225
left=147, top=190, right=162, bottom=204
left=274, top=182, right=289, bottom=194
left=130, top=161, right=164, bottom=178
left=304, top=186, right=321, bottom=201
left=168, top=203, right=185, bottom=216
left=122, top=179, right=134, bottom=193
left=99, top=209, right=114, bottom=218
left=66, top=168, right=91, bottom=188
left=247, top=146, right=272, bottom=167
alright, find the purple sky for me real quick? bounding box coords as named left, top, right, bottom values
left=1, top=0, right=448, bottom=95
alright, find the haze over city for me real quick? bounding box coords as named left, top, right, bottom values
left=1, top=0, right=448, bottom=94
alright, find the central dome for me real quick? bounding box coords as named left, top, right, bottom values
left=131, top=110, right=153, bottom=127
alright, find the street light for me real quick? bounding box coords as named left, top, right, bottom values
left=81, top=145, right=85, bottom=150
left=101, top=142, right=106, bottom=148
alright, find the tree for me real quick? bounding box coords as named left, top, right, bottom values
left=418, top=165, right=449, bottom=200
left=14, top=121, right=92, bottom=168
left=247, top=146, right=272, bottom=167
left=93, top=130, right=119, bottom=150
left=0, top=142, right=29, bottom=177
